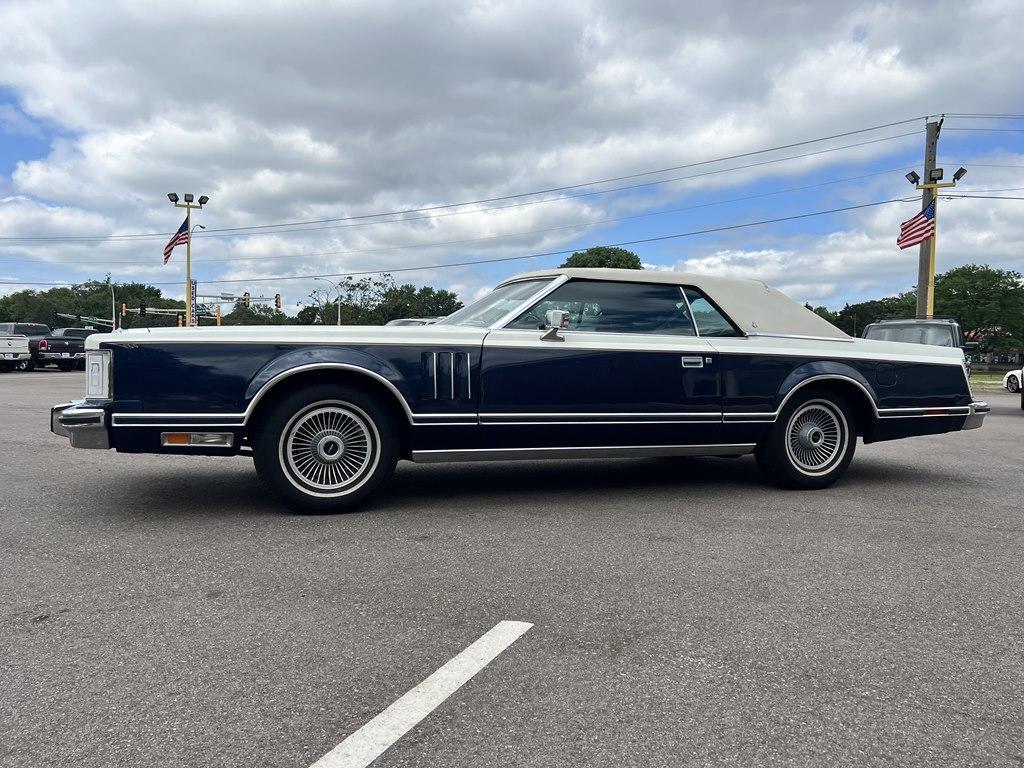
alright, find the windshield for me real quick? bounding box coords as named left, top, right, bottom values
left=437, top=279, right=553, bottom=328
left=15, top=324, right=50, bottom=335
left=863, top=324, right=955, bottom=346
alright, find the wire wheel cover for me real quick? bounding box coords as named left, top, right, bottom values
left=283, top=403, right=375, bottom=492
left=785, top=400, right=847, bottom=475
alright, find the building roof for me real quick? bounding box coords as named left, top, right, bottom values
left=502, top=267, right=849, bottom=340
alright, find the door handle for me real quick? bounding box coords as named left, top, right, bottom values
left=681, top=355, right=704, bottom=368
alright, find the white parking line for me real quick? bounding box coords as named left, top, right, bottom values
left=309, top=620, right=533, bottom=768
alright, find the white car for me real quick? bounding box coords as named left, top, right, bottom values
left=1003, top=369, right=1022, bottom=393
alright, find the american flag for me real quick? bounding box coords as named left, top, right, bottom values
left=896, top=200, right=936, bottom=250
left=163, top=217, right=190, bottom=264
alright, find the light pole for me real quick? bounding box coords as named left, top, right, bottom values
left=315, top=277, right=343, bottom=326
left=166, top=192, right=210, bottom=326
left=903, top=166, right=966, bottom=318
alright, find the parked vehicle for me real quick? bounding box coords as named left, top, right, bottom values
left=0, top=332, right=30, bottom=372
left=384, top=317, right=444, bottom=326
left=51, top=268, right=988, bottom=513
left=861, top=317, right=977, bottom=373
left=1003, top=369, right=1022, bottom=393
left=38, top=328, right=97, bottom=371
left=0, top=323, right=51, bottom=371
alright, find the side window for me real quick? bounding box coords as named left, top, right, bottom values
left=682, top=288, right=741, bottom=337
left=507, top=280, right=697, bottom=336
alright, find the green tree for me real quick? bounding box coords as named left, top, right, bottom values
left=221, top=302, right=294, bottom=326
left=830, top=293, right=916, bottom=336
left=933, top=264, right=1024, bottom=349
left=806, top=303, right=838, bottom=325
left=560, top=246, right=643, bottom=270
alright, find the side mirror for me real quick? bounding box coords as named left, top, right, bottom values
left=962, top=341, right=979, bottom=353
left=540, top=309, right=570, bottom=342
left=544, top=309, right=570, bottom=329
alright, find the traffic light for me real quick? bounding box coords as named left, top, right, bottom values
left=243, top=291, right=250, bottom=308
left=274, top=293, right=281, bottom=309
left=139, top=303, right=147, bottom=317
left=121, top=303, right=127, bottom=318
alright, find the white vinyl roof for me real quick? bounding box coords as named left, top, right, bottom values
left=502, top=268, right=850, bottom=340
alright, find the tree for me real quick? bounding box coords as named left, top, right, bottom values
left=0, top=278, right=183, bottom=328
left=221, top=302, right=294, bottom=326
left=560, top=246, right=643, bottom=270
left=806, top=304, right=839, bottom=325
left=296, top=275, right=462, bottom=325
left=933, top=264, right=1024, bottom=350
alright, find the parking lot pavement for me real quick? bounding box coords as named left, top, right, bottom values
left=2, top=371, right=1022, bottom=768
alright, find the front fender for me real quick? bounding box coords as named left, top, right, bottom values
left=244, top=346, right=414, bottom=417
left=776, top=361, right=879, bottom=414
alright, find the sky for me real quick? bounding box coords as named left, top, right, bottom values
left=1, top=0, right=1023, bottom=314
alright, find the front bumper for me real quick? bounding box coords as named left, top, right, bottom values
left=50, top=401, right=110, bottom=449
left=963, top=400, right=989, bottom=431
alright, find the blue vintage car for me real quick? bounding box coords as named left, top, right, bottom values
left=51, top=268, right=988, bottom=512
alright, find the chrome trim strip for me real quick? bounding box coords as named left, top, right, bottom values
left=465, top=352, right=472, bottom=399
left=777, top=374, right=879, bottom=417
left=449, top=352, right=455, bottom=400
left=482, top=420, right=723, bottom=426
left=480, top=410, right=722, bottom=417
left=432, top=352, right=438, bottom=399
left=411, top=443, right=756, bottom=463
left=745, top=332, right=855, bottom=343
left=244, top=363, right=416, bottom=424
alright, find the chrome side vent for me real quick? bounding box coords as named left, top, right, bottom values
left=424, top=351, right=471, bottom=401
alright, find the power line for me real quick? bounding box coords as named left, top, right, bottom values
left=0, top=196, right=911, bottom=287
left=0, top=118, right=927, bottom=244
left=0, top=165, right=912, bottom=266
left=944, top=127, right=1024, bottom=133
left=941, top=194, right=1024, bottom=200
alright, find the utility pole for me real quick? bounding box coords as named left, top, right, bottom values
left=915, top=120, right=941, bottom=318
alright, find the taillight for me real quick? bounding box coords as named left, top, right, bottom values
left=38, top=339, right=48, bottom=350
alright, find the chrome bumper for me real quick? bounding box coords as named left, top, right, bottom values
left=38, top=352, right=85, bottom=360
left=1, top=352, right=29, bottom=361
left=963, top=400, right=989, bottom=431
left=50, top=401, right=110, bottom=449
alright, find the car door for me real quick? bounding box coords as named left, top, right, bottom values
left=479, top=278, right=722, bottom=450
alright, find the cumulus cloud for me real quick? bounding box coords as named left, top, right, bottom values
left=0, top=0, right=1022, bottom=304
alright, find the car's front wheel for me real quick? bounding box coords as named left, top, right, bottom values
left=252, top=384, right=399, bottom=514
left=756, top=389, right=857, bottom=489
left=1007, top=375, right=1020, bottom=393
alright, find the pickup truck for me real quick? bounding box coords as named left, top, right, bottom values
left=0, top=332, right=30, bottom=372
left=38, top=328, right=97, bottom=371
left=0, top=323, right=51, bottom=371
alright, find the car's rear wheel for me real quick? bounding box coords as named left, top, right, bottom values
left=756, top=389, right=856, bottom=489
left=1007, top=375, right=1020, bottom=393
left=252, top=384, right=399, bottom=514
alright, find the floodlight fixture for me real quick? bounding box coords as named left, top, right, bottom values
left=167, top=192, right=179, bottom=203
left=953, top=166, right=967, bottom=181
left=928, top=168, right=944, bottom=182
left=197, top=195, right=209, bottom=205
left=183, top=193, right=195, bottom=203
left=905, top=171, right=920, bottom=185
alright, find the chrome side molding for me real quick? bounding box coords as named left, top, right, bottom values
left=410, top=443, right=756, bottom=463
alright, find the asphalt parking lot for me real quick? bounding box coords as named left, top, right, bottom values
left=2, top=370, right=1022, bottom=768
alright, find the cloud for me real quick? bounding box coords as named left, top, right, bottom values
left=0, top=0, right=1022, bottom=307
